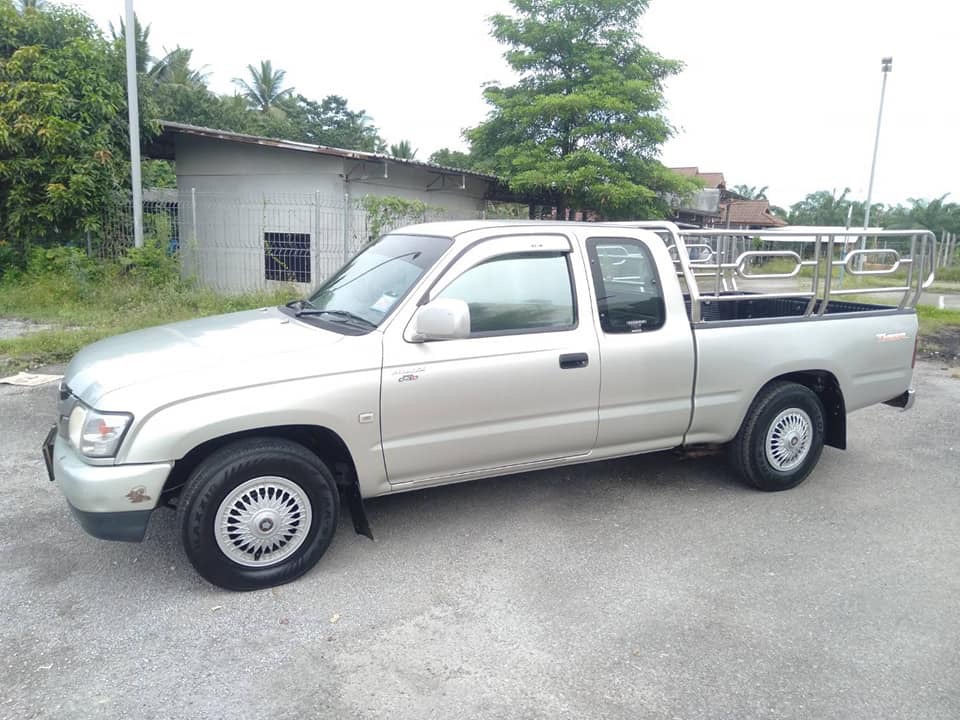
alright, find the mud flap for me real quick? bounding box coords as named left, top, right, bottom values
left=334, top=462, right=373, bottom=541
left=344, top=482, right=373, bottom=540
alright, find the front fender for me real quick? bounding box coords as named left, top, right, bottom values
left=116, top=370, right=387, bottom=496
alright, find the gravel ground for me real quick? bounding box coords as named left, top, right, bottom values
left=1, top=362, right=958, bottom=720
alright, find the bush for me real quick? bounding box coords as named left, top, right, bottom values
left=119, top=238, right=180, bottom=286
left=0, top=239, right=21, bottom=281
left=25, top=245, right=101, bottom=285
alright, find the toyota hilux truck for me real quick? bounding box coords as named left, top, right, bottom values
left=43, top=221, right=931, bottom=590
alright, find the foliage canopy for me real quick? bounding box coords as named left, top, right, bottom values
left=0, top=0, right=127, bottom=247
left=468, top=0, right=695, bottom=217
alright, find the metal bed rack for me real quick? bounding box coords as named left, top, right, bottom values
left=619, top=222, right=937, bottom=323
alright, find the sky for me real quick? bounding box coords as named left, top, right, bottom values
left=70, top=0, right=960, bottom=209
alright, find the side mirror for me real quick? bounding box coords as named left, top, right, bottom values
left=411, top=298, right=471, bottom=342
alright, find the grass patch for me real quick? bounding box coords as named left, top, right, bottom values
left=0, top=264, right=300, bottom=370
left=753, top=257, right=917, bottom=291
left=916, top=304, right=960, bottom=336
left=825, top=295, right=960, bottom=332
left=933, top=264, right=960, bottom=283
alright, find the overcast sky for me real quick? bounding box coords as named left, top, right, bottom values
left=72, top=0, right=959, bottom=209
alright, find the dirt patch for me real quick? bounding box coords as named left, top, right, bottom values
left=919, top=325, right=960, bottom=366
left=0, top=319, right=52, bottom=340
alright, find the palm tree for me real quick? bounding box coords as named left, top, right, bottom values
left=788, top=188, right=855, bottom=226
left=109, top=16, right=152, bottom=74
left=149, top=47, right=209, bottom=88
left=233, top=60, right=292, bottom=114
left=389, top=140, right=418, bottom=159
left=731, top=184, right=768, bottom=200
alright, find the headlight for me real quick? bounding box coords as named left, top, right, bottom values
left=67, top=404, right=133, bottom=458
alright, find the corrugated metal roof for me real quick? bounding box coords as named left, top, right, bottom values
left=158, top=121, right=498, bottom=181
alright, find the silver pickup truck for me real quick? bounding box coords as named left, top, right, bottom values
left=43, top=221, right=931, bottom=590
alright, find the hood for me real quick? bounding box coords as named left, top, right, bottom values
left=66, top=308, right=349, bottom=407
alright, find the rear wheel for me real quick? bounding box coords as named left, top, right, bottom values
left=177, top=438, right=339, bottom=590
left=729, top=381, right=825, bottom=491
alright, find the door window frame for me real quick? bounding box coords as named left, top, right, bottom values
left=409, top=248, right=581, bottom=341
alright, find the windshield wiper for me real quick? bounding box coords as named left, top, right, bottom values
left=285, top=298, right=315, bottom=311
left=295, top=309, right=377, bottom=329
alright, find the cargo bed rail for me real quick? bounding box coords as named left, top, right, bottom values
left=618, top=222, right=936, bottom=323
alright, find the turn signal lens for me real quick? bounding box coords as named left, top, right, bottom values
left=78, top=409, right=133, bottom=458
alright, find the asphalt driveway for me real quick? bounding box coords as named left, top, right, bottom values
left=2, top=362, right=958, bottom=720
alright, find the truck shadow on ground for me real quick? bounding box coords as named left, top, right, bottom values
left=138, top=448, right=752, bottom=586
left=359, top=449, right=746, bottom=538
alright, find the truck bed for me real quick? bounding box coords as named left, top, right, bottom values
left=684, top=293, right=902, bottom=323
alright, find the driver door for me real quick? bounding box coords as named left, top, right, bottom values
left=379, top=234, right=600, bottom=486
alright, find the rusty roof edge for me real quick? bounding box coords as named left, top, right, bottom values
left=159, top=120, right=499, bottom=181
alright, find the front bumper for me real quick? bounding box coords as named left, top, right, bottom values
left=44, top=430, right=172, bottom=542
left=67, top=504, right=154, bottom=543
left=883, top=387, right=916, bottom=411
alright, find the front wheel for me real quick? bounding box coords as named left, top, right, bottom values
left=729, top=381, right=825, bottom=492
left=177, top=438, right=340, bottom=590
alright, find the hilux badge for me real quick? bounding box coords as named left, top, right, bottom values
left=876, top=332, right=909, bottom=342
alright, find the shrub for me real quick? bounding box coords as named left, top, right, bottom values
left=119, top=238, right=180, bottom=286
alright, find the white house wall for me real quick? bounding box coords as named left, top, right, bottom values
left=173, top=135, right=491, bottom=292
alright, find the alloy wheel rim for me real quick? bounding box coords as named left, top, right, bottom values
left=214, top=476, right=312, bottom=567
left=764, top=408, right=812, bottom=472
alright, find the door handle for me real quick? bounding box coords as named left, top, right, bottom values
left=559, top=352, right=589, bottom=369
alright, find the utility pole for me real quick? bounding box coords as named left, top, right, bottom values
left=124, top=0, right=144, bottom=248
left=860, top=57, right=892, bottom=264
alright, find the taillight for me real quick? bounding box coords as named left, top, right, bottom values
left=912, top=334, right=918, bottom=368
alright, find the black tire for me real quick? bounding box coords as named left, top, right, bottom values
left=729, top=381, right=825, bottom=492
left=177, top=437, right=339, bottom=590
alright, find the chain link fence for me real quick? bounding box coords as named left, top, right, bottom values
left=93, top=190, right=516, bottom=293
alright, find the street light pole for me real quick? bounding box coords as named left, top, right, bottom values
left=124, top=0, right=144, bottom=248
left=860, top=57, right=892, bottom=261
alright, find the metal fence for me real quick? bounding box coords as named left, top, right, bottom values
left=94, top=193, right=959, bottom=294
left=93, top=190, right=496, bottom=292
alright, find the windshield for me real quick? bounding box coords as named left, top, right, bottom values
left=303, top=234, right=452, bottom=328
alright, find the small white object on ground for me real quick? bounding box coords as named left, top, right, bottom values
left=0, top=372, right=63, bottom=387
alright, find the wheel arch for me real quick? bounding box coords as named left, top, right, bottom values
left=161, top=425, right=358, bottom=499
left=760, top=370, right=846, bottom=450
left=162, top=424, right=373, bottom=538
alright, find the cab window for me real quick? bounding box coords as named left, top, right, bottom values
left=587, top=239, right=665, bottom=333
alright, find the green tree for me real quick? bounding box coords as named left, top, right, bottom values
left=108, top=14, right=152, bottom=74
left=468, top=0, right=691, bottom=218
left=898, top=195, right=960, bottom=235
left=0, top=0, right=127, bottom=250
left=428, top=148, right=478, bottom=170
left=787, top=188, right=865, bottom=226
left=149, top=46, right=208, bottom=87
left=278, top=94, right=384, bottom=151
left=147, top=46, right=225, bottom=129
left=389, top=140, right=417, bottom=159
left=233, top=59, right=292, bottom=114
left=731, top=184, right=768, bottom=200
